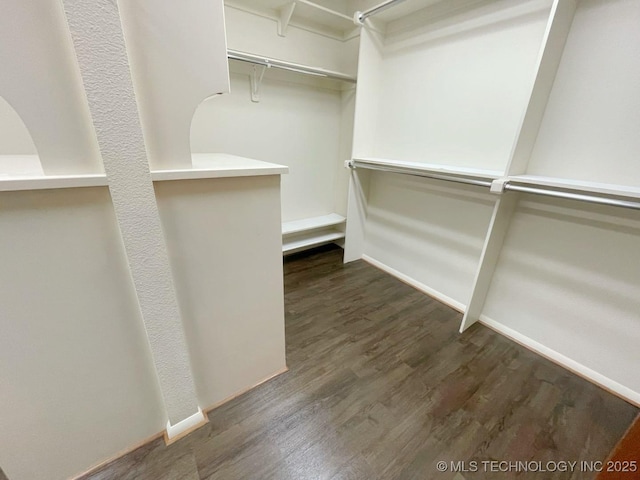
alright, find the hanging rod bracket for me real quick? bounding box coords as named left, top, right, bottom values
left=490, top=178, right=508, bottom=194
left=353, top=11, right=364, bottom=26
left=250, top=64, right=268, bottom=103
left=345, top=160, right=355, bottom=169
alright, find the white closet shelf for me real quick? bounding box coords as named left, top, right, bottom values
left=151, top=153, right=289, bottom=181
left=356, top=0, right=456, bottom=28
left=282, top=213, right=346, bottom=254
left=351, top=157, right=502, bottom=181
left=293, top=0, right=355, bottom=35
left=226, top=0, right=358, bottom=41
left=282, top=213, right=346, bottom=235
left=0, top=154, right=288, bottom=192
left=283, top=231, right=345, bottom=254
left=507, top=175, right=640, bottom=200
left=0, top=173, right=108, bottom=192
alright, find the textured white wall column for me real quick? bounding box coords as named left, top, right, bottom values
left=61, top=0, right=201, bottom=426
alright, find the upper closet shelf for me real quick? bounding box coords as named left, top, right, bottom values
left=228, top=50, right=357, bottom=83
left=350, top=157, right=501, bottom=187
left=226, top=0, right=359, bottom=41
left=151, top=154, right=289, bottom=181
left=291, top=0, right=355, bottom=35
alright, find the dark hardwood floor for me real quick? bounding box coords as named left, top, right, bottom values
left=80, top=245, right=638, bottom=480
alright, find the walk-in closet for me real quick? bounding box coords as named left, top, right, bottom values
left=0, top=0, right=638, bottom=479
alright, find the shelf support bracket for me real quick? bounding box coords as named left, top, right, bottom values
left=278, top=2, right=296, bottom=37
left=250, top=64, right=267, bottom=103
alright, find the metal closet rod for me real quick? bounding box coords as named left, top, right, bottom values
left=357, top=0, right=410, bottom=22
left=504, top=184, right=640, bottom=211
left=349, top=160, right=493, bottom=188
left=227, top=50, right=357, bottom=83
left=350, top=161, right=640, bottom=210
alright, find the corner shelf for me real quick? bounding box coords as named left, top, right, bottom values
left=282, top=213, right=346, bottom=254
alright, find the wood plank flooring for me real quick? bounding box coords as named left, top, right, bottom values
left=79, top=245, right=638, bottom=480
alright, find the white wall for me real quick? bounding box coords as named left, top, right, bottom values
left=364, top=173, right=495, bottom=308
left=372, top=0, right=551, bottom=172
left=155, top=176, right=287, bottom=407
left=0, top=188, right=165, bottom=480
left=191, top=70, right=345, bottom=222
left=119, top=0, right=230, bottom=170
left=527, top=0, right=640, bottom=186
left=0, top=97, right=41, bottom=175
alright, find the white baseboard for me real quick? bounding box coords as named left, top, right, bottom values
left=479, top=314, right=640, bottom=407
left=164, top=409, right=207, bottom=444
left=362, top=254, right=466, bottom=313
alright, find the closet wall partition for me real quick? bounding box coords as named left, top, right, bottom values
left=345, top=0, right=640, bottom=405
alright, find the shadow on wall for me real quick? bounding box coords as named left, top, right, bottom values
left=0, top=96, right=42, bottom=175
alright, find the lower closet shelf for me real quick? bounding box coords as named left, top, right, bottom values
left=282, top=213, right=346, bottom=255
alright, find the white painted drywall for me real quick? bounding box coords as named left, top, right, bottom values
left=527, top=0, right=640, bottom=187
left=118, top=0, right=230, bottom=169
left=61, top=0, right=201, bottom=425
left=364, top=173, right=495, bottom=306
left=0, top=97, right=37, bottom=156
left=0, top=0, right=101, bottom=174
left=155, top=176, right=287, bottom=407
left=0, top=188, right=165, bottom=480
left=191, top=69, right=346, bottom=222
left=372, top=0, right=550, bottom=172
left=482, top=196, right=640, bottom=398
left=0, top=97, right=42, bottom=175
